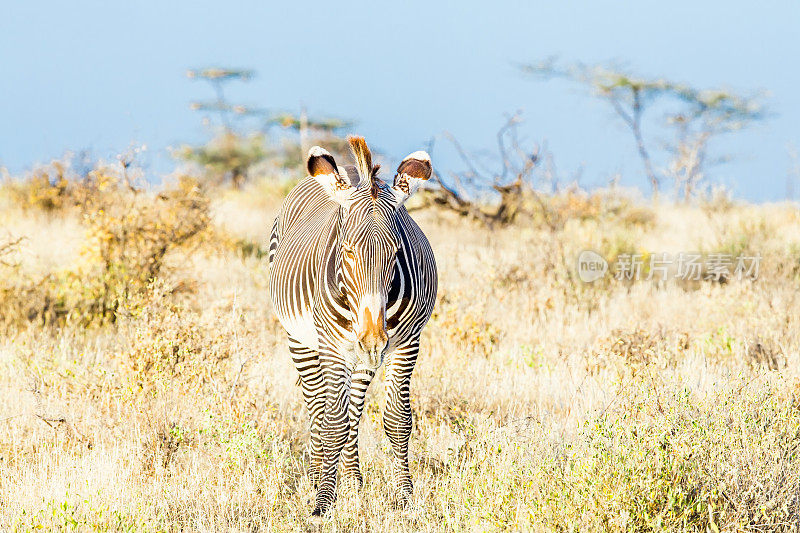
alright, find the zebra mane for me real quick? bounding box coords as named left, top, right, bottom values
left=348, top=136, right=381, bottom=200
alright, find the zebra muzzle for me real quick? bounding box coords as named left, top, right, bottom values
left=357, top=307, right=388, bottom=367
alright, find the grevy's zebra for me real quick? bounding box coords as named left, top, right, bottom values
left=268, top=136, right=437, bottom=516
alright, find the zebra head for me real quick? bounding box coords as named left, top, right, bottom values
left=306, top=137, right=432, bottom=367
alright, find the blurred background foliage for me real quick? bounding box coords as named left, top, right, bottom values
left=173, top=68, right=353, bottom=188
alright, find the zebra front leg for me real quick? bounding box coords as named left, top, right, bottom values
left=312, top=360, right=353, bottom=517
left=288, top=337, right=325, bottom=485
left=383, top=344, right=419, bottom=504
left=341, top=365, right=377, bottom=490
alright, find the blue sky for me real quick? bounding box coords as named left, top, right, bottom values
left=1, top=1, right=798, bottom=201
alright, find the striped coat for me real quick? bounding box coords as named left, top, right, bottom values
left=268, top=137, right=437, bottom=517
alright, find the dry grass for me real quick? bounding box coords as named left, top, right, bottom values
left=2, top=176, right=800, bottom=531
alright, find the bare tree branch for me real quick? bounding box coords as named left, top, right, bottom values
left=417, top=114, right=542, bottom=228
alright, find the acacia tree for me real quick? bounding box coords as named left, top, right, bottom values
left=522, top=59, right=765, bottom=198
left=266, top=109, right=352, bottom=168
left=179, top=68, right=268, bottom=188
left=178, top=68, right=352, bottom=186
left=666, top=88, right=764, bottom=200
left=186, top=68, right=260, bottom=129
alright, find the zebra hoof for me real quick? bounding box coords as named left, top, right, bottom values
left=309, top=506, right=327, bottom=524
left=391, top=488, right=413, bottom=509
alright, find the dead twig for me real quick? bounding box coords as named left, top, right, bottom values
left=35, top=412, right=84, bottom=441
left=0, top=236, right=25, bottom=267
left=229, top=354, right=253, bottom=402
left=28, top=379, right=84, bottom=441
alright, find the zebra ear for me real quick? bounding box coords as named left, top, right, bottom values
left=307, top=146, right=354, bottom=204
left=392, top=151, right=432, bottom=205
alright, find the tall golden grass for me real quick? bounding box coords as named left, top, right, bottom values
left=1, top=168, right=799, bottom=531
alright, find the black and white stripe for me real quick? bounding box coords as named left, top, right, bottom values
left=268, top=138, right=437, bottom=516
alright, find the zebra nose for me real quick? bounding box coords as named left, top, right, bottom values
left=357, top=306, right=388, bottom=358
left=357, top=327, right=388, bottom=356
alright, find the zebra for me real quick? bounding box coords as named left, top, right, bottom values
left=268, top=136, right=437, bottom=517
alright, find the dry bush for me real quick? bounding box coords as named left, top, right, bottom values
left=548, top=189, right=655, bottom=229
left=745, top=336, right=785, bottom=371
left=1, top=157, right=119, bottom=213
left=2, top=159, right=76, bottom=212
left=117, top=282, right=232, bottom=398
left=705, top=214, right=770, bottom=261
left=0, top=169, right=210, bottom=328
left=429, top=289, right=501, bottom=358
left=588, top=327, right=690, bottom=376
left=78, top=173, right=210, bottom=321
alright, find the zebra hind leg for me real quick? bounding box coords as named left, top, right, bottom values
left=287, top=338, right=325, bottom=486
left=340, top=365, right=377, bottom=492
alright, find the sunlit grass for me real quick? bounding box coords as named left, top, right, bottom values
left=1, top=179, right=800, bottom=530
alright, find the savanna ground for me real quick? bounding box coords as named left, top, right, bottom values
left=1, top=162, right=800, bottom=531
